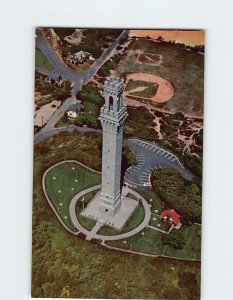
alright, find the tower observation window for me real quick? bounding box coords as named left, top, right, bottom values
left=109, top=96, right=113, bottom=110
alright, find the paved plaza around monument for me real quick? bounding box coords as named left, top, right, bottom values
left=69, top=185, right=151, bottom=242
left=81, top=187, right=139, bottom=230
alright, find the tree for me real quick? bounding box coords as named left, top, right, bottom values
left=162, top=230, right=186, bottom=249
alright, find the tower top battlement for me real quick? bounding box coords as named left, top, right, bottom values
left=104, top=77, right=124, bottom=91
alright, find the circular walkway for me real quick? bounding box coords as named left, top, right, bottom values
left=69, top=186, right=151, bottom=241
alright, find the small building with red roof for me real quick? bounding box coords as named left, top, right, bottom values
left=160, top=209, right=182, bottom=229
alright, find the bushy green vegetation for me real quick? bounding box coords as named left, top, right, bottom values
left=162, top=229, right=186, bottom=249
left=34, top=131, right=102, bottom=172
left=58, top=83, right=104, bottom=129
left=35, top=72, right=71, bottom=104
left=97, top=53, right=122, bottom=77
left=69, top=83, right=104, bottom=128
left=160, top=112, right=184, bottom=138
left=124, top=106, right=158, bottom=141
left=163, top=225, right=201, bottom=260
left=35, top=48, right=52, bottom=69
left=60, top=29, right=123, bottom=59
left=183, top=153, right=202, bottom=179
left=152, top=168, right=202, bottom=224
left=45, top=162, right=101, bottom=230
left=193, top=129, right=203, bottom=147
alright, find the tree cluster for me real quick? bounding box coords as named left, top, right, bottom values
left=152, top=168, right=202, bottom=224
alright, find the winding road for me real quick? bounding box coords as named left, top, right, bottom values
left=35, top=28, right=129, bottom=134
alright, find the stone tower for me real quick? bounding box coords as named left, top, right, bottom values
left=99, top=77, right=128, bottom=216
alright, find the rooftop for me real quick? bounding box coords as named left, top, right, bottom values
left=160, top=209, right=181, bottom=224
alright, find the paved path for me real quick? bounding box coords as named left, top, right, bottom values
left=34, top=125, right=101, bottom=144
left=69, top=186, right=151, bottom=241
left=124, top=138, right=192, bottom=187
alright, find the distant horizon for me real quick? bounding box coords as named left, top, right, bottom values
left=129, top=30, right=205, bottom=47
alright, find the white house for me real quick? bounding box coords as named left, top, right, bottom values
left=66, top=103, right=83, bottom=119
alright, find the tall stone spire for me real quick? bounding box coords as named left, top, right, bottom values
left=99, top=77, right=128, bottom=215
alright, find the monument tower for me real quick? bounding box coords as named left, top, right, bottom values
left=81, top=76, right=138, bottom=229
left=99, top=77, right=128, bottom=215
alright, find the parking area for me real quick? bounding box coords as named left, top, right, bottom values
left=124, top=138, right=192, bottom=187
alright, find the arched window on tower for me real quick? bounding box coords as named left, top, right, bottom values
left=109, top=96, right=113, bottom=110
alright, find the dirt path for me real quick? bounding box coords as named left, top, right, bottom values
left=126, top=72, right=174, bottom=103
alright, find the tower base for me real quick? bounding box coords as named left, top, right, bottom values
left=81, top=187, right=139, bottom=230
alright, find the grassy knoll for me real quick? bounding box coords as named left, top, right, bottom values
left=45, top=162, right=101, bottom=230
left=97, top=204, right=144, bottom=236
left=35, top=48, right=52, bottom=69
left=118, top=39, right=204, bottom=117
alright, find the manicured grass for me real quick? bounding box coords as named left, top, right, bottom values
left=137, top=188, right=166, bottom=230
left=106, top=224, right=201, bottom=260
left=35, top=48, right=52, bottom=69
left=137, top=188, right=164, bottom=212
left=45, top=162, right=101, bottom=230
left=106, top=228, right=164, bottom=255
left=150, top=214, right=166, bottom=231
left=76, top=190, right=99, bottom=231
left=97, top=204, right=144, bottom=236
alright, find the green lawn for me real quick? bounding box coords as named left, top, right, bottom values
left=131, top=83, right=158, bottom=98
left=106, top=224, right=201, bottom=260
left=76, top=190, right=99, bottom=231
left=97, top=204, right=144, bottom=236
left=35, top=48, right=52, bottom=69
left=125, top=79, right=154, bottom=91
left=45, top=162, right=101, bottom=230
left=106, top=228, right=164, bottom=255
left=138, top=188, right=164, bottom=212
